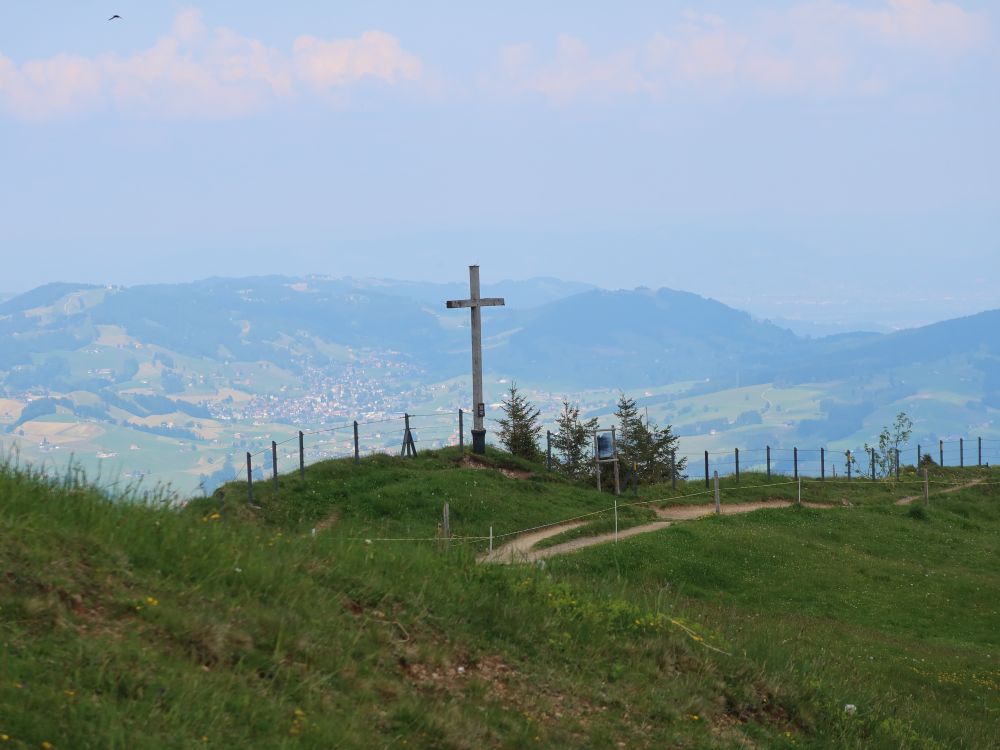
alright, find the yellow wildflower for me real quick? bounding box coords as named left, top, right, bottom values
left=146, top=596, right=159, bottom=607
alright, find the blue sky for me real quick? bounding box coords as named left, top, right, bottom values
left=1, top=1, right=997, bottom=327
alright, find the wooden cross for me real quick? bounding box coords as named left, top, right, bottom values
left=446, top=265, right=505, bottom=454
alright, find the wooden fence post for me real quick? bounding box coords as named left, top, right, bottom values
left=612, top=426, right=621, bottom=496
left=246, top=452, right=253, bottom=505
left=820, top=447, right=825, bottom=481
left=442, top=502, right=450, bottom=546
left=459, top=408, right=464, bottom=453
left=353, top=420, right=360, bottom=464
left=614, top=495, right=619, bottom=542
left=979, top=437, right=982, bottom=467
left=299, top=431, right=305, bottom=480
left=793, top=447, right=798, bottom=480
left=960, top=438, right=964, bottom=468
left=939, top=440, right=944, bottom=467
left=735, top=447, right=740, bottom=483
left=766, top=445, right=771, bottom=479
left=272, top=441, right=278, bottom=490
left=870, top=447, right=875, bottom=481
left=704, top=451, right=709, bottom=488
left=847, top=452, right=852, bottom=482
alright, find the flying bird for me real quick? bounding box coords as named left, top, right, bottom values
left=108, top=14, right=122, bottom=21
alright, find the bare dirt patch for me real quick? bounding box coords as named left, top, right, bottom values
left=459, top=455, right=533, bottom=481
left=314, top=510, right=340, bottom=533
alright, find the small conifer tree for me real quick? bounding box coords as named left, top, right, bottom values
left=614, top=394, right=685, bottom=483
left=497, top=382, right=542, bottom=460
left=552, top=400, right=598, bottom=480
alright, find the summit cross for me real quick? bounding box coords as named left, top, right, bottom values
left=445, top=265, right=505, bottom=454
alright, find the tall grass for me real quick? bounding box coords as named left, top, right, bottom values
left=1, top=450, right=831, bottom=748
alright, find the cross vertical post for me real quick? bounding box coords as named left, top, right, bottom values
left=445, top=265, right=505, bottom=455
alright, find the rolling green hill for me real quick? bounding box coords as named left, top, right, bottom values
left=2, top=448, right=998, bottom=748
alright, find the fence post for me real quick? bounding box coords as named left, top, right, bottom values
left=793, top=447, right=798, bottom=480
left=766, top=445, right=771, bottom=479
left=939, top=440, right=944, bottom=467
left=458, top=408, right=464, bottom=453
left=704, top=451, right=709, bottom=488
left=614, top=495, right=619, bottom=542
left=611, top=426, right=621, bottom=496
left=353, top=420, right=360, bottom=464
left=489, top=525, right=493, bottom=553
left=246, top=451, right=253, bottom=505
left=923, top=468, right=929, bottom=507
left=917, top=443, right=921, bottom=469
left=546, top=430, right=552, bottom=471
left=671, top=449, right=677, bottom=490
left=272, top=441, right=278, bottom=490
left=960, top=438, right=964, bottom=468
left=979, top=437, right=982, bottom=467
left=735, top=447, right=740, bottom=483
left=632, top=462, right=638, bottom=496
left=820, top=447, right=825, bottom=481
left=870, top=447, right=875, bottom=481
left=847, top=452, right=852, bottom=482
left=714, top=471, right=720, bottom=515
left=442, top=502, right=450, bottom=547
left=299, top=431, right=305, bottom=480
left=797, top=475, right=801, bottom=506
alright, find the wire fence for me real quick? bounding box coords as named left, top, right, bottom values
left=238, top=406, right=1000, bottom=504
left=5, top=401, right=999, bottom=505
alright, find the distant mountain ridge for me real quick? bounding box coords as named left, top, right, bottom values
left=1, top=276, right=998, bottom=392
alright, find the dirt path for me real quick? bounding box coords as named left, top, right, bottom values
left=483, top=480, right=986, bottom=565
left=483, top=500, right=824, bottom=565
left=479, top=521, right=588, bottom=564
left=894, top=478, right=982, bottom=506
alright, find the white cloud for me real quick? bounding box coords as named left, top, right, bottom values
left=293, top=31, right=422, bottom=89
left=499, top=35, right=654, bottom=101
left=498, top=0, right=990, bottom=102
left=0, top=9, right=423, bottom=119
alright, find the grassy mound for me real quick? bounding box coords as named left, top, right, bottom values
left=1, top=451, right=996, bottom=748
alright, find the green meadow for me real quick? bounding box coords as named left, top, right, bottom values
left=0, top=449, right=997, bottom=748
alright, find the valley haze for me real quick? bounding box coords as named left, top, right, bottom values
left=1, top=275, right=997, bottom=494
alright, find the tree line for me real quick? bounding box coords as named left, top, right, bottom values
left=496, top=383, right=687, bottom=485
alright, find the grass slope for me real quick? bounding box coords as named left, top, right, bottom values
left=548, top=469, right=1000, bottom=748
left=1, top=451, right=997, bottom=748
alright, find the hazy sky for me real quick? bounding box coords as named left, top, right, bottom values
left=1, top=1, right=998, bottom=327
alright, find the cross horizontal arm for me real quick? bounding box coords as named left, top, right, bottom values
left=445, top=297, right=505, bottom=309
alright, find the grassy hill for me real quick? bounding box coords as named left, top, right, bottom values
left=2, top=448, right=998, bottom=748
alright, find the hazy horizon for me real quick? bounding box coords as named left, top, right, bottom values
left=3, top=1, right=998, bottom=328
